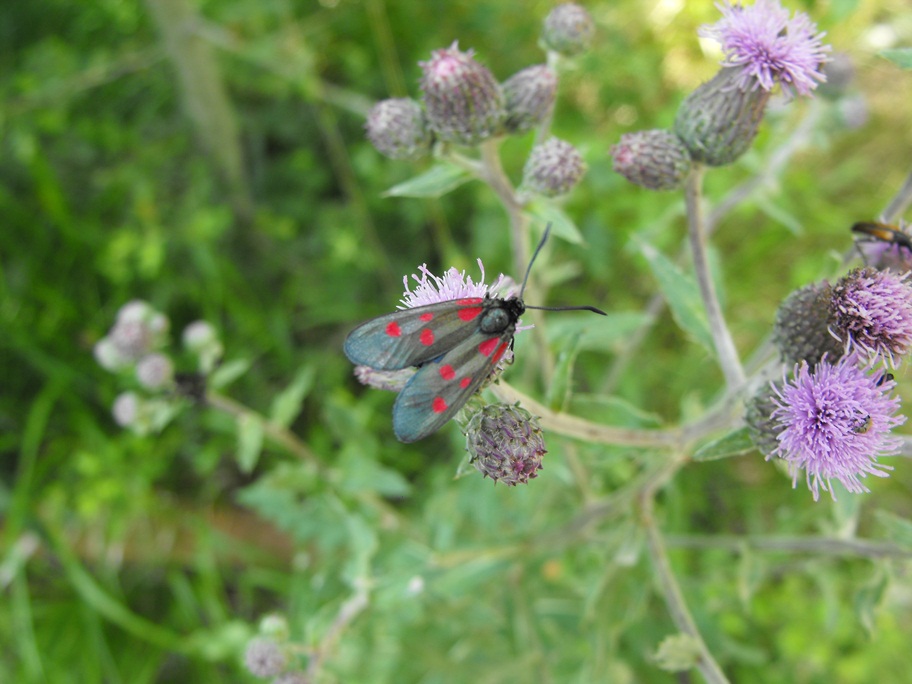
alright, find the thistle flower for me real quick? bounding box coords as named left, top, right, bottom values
left=399, top=259, right=514, bottom=309
left=365, top=98, right=433, bottom=160
left=502, top=65, right=557, bottom=135
left=772, top=281, right=843, bottom=367
left=829, top=267, right=912, bottom=366
left=610, top=129, right=692, bottom=191
left=675, top=0, right=829, bottom=166
left=419, top=42, right=505, bottom=146
left=699, top=0, right=830, bottom=98
left=244, top=637, right=287, bottom=679
left=112, top=391, right=141, bottom=428
left=520, top=137, right=586, bottom=197
left=540, top=3, right=595, bottom=56
left=466, top=403, right=546, bottom=486
left=769, top=354, right=903, bottom=501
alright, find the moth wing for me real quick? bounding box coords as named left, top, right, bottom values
left=392, top=330, right=512, bottom=443
left=344, top=298, right=487, bottom=370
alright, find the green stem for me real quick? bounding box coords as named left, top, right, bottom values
left=685, top=165, right=745, bottom=390
left=640, top=459, right=730, bottom=684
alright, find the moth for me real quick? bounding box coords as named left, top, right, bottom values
left=344, top=226, right=605, bottom=442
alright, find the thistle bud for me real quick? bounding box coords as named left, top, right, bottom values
left=365, top=98, right=432, bottom=160
left=419, top=42, right=505, bottom=146
left=466, top=404, right=546, bottom=486
left=772, top=281, right=842, bottom=367
left=744, top=386, right=781, bottom=459
left=182, top=320, right=223, bottom=374
left=135, top=352, right=174, bottom=391
left=541, top=3, right=595, bottom=56
left=94, top=300, right=170, bottom=371
left=243, top=637, right=287, bottom=679
left=502, top=65, right=557, bottom=135
left=673, top=68, right=771, bottom=166
left=521, top=137, right=585, bottom=197
left=610, top=129, right=691, bottom=191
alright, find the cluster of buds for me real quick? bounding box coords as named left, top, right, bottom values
left=364, top=4, right=593, bottom=198
left=94, top=301, right=223, bottom=435
left=748, top=265, right=912, bottom=500
left=612, top=0, right=830, bottom=188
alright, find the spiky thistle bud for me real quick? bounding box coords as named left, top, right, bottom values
left=540, top=3, right=595, bottom=56
left=466, top=403, right=546, bottom=486
left=674, top=67, right=771, bottom=167
left=772, top=281, right=843, bottom=367
left=502, top=65, right=557, bottom=135
left=365, top=98, right=432, bottom=160
left=610, top=129, right=692, bottom=191
left=521, top=137, right=586, bottom=197
left=244, top=637, right=288, bottom=679
left=419, top=42, right=505, bottom=146
left=745, top=385, right=782, bottom=458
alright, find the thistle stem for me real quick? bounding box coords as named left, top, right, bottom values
left=685, top=165, right=745, bottom=390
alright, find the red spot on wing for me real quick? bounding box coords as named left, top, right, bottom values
left=420, top=312, right=434, bottom=322
left=458, top=306, right=482, bottom=321
left=478, top=337, right=500, bottom=356
left=386, top=321, right=402, bottom=337
left=460, top=377, right=471, bottom=388
left=420, top=329, right=435, bottom=346
left=456, top=297, right=483, bottom=305
left=492, top=342, right=508, bottom=363
left=432, top=397, right=448, bottom=413
left=439, top=364, right=456, bottom=381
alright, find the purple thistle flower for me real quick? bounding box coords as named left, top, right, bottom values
left=829, top=267, right=912, bottom=366
left=770, top=354, right=904, bottom=501
left=700, top=0, right=830, bottom=98
left=399, top=259, right=515, bottom=309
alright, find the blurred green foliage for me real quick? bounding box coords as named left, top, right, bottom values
left=3, top=0, right=912, bottom=682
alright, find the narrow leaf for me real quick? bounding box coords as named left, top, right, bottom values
left=881, top=48, right=912, bottom=70
left=237, top=414, right=264, bottom=474
left=270, top=364, right=316, bottom=428
left=634, top=237, right=713, bottom=351
left=693, top=427, right=756, bottom=461
left=209, top=358, right=251, bottom=389
left=529, top=200, right=584, bottom=244
left=383, top=163, right=471, bottom=198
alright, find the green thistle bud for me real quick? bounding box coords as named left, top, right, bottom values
left=772, top=281, right=842, bottom=367
left=541, top=3, right=595, bottom=56
left=365, top=98, right=432, bottom=160
left=673, top=68, right=771, bottom=166
left=610, top=129, right=692, bottom=191
left=744, top=385, right=781, bottom=459
left=521, top=137, right=586, bottom=197
left=466, top=403, right=546, bottom=486
left=502, top=64, right=557, bottom=135
left=419, top=42, right=505, bottom=146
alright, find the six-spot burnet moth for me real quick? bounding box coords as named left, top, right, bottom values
left=344, top=225, right=606, bottom=442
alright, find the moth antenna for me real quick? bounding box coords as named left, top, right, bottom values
left=525, top=304, right=607, bottom=316
left=519, top=224, right=552, bottom=299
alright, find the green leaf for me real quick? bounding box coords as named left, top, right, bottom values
left=528, top=200, right=585, bottom=244
left=269, top=364, right=316, bottom=428
left=873, top=510, right=912, bottom=550
left=546, top=311, right=651, bottom=353
left=236, top=413, right=264, bottom=474
left=634, top=237, right=713, bottom=352
left=693, top=427, right=756, bottom=461
left=383, top=163, right=471, bottom=198
left=881, top=48, right=912, bottom=69
left=209, top=358, right=251, bottom=389
left=546, top=331, right=583, bottom=411
left=653, top=633, right=702, bottom=672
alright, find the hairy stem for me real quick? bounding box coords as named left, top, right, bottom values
left=685, top=165, right=745, bottom=390
left=640, top=459, right=730, bottom=684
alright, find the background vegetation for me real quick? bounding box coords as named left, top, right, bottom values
left=3, top=0, right=912, bottom=681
